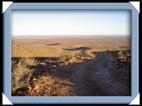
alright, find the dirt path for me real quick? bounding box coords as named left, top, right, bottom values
left=25, top=52, right=130, bottom=96
left=70, top=52, right=130, bottom=96
left=70, top=60, right=96, bottom=95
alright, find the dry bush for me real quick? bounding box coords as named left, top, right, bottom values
left=12, top=58, right=38, bottom=95
left=118, top=50, right=131, bottom=62
left=28, top=76, right=76, bottom=96
left=75, top=50, right=95, bottom=60
left=105, top=50, right=131, bottom=81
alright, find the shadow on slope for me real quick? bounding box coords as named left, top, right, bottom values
left=12, top=50, right=131, bottom=96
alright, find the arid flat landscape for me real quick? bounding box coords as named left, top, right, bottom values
left=12, top=36, right=130, bottom=57
left=12, top=36, right=131, bottom=96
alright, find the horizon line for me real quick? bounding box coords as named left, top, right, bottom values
left=12, top=35, right=130, bottom=37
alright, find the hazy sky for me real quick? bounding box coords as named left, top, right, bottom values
left=12, top=10, right=130, bottom=36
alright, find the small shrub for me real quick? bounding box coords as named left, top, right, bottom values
left=12, top=58, right=38, bottom=95
left=59, top=54, right=72, bottom=60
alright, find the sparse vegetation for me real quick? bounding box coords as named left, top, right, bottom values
left=105, top=50, right=131, bottom=81
left=12, top=36, right=130, bottom=57
left=12, top=36, right=131, bottom=96
left=28, top=76, right=76, bottom=96
left=12, top=58, right=38, bottom=95
left=12, top=50, right=96, bottom=96
left=12, top=57, right=77, bottom=96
